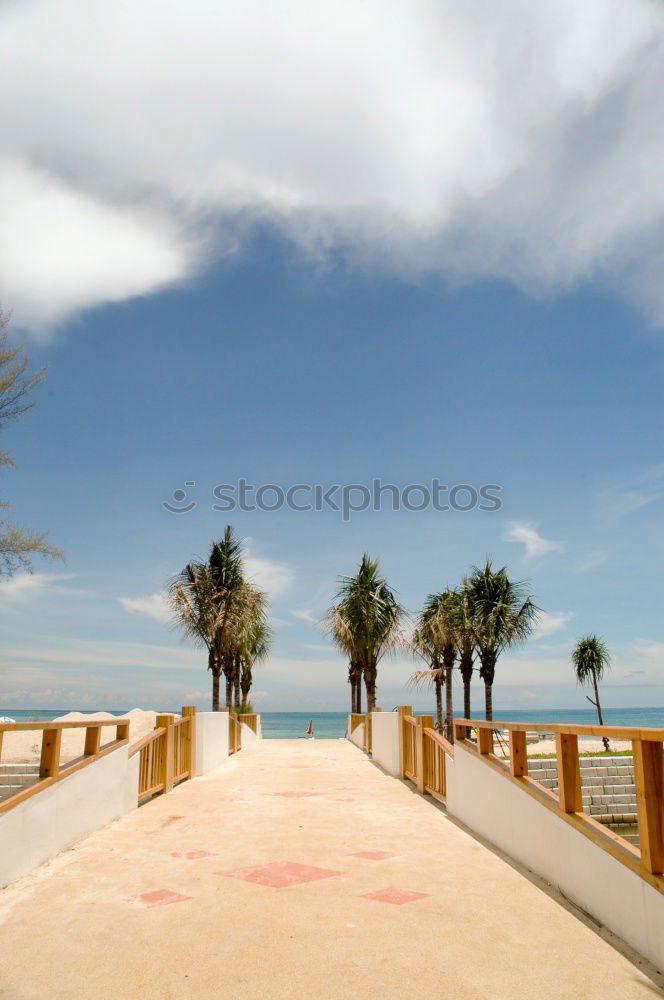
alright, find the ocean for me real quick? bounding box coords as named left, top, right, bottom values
left=2, top=706, right=664, bottom=738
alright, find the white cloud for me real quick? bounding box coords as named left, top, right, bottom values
left=503, top=521, right=560, bottom=560
left=244, top=555, right=294, bottom=600
left=118, top=593, right=170, bottom=624
left=532, top=611, right=573, bottom=640
left=0, top=572, right=84, bottom=603
left=2, top=2, right=664, bottom=330
left=292, top=609, right=318, bottom=623
left=0, top=160, right=193, bottom=335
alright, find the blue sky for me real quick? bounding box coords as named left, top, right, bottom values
left=1, top=1, right=664, bottom=713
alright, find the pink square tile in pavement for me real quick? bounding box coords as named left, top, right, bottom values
left=217, top=861, right=344, bottom=889
left=170, top=850, right=215, bottom=860
left=350, top=851, right=398, bottom=861
left=132, top=889, right=192, bottom=907
left=360, top=888, right=430, bottom=905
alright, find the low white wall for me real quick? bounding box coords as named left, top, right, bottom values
left=370, top=711, right=401, bottom=776
left=240, top=722, right=259, bottom=745
left=0, top=745, right=138, bottom=888
left=195, top=711, right=230, bottom=775
left=446, top=744, right=664, bottom=970
left=348, top=720, right=365, bottom=749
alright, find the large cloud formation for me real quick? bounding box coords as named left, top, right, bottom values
left=1, top=0, right=663, bottom=332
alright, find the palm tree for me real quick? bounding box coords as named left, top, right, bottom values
left=456, top=581, right=476, bottom=721
left=168, top=561, right=222, bottom=707
left=326, top=554, right=404, bottom=714
left=168, top=526, right=272, bottom=711
left=410, top=628, right=444, bottom=732
left=324, top=606, right=364, bottom=712
left=466, top=559, right=538, bottom=721
left=410, top=591, right=458, bottom=739
left=237, top=585, right=271, bottom=706
left=207, top=526, right=246, bottom=708
left=572, top=634, right=611, bottom=751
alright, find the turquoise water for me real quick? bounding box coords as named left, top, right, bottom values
left=2, top=707, right=664, bottom=738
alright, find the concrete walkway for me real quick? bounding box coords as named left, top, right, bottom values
left=1, top=740, right=661, bottom=1000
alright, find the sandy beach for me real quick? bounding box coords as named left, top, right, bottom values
left=1, top=709, right=158, bottom=763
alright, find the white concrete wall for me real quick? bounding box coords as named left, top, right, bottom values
left=445, top=743, right=664, bottom=970
left=370, top=711, right=401, bottom=776
left=348, top=720, right=365, bottom=749
left=194, top=711, right=230, bottom=775
left=0, top=745, right=138, bottom=888
left=240, top=722, right=259, bottom=745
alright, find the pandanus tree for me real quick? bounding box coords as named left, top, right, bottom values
left=572, top=634, right=611, bottom=752
left=325, top=553, right=404, bottom=714
left=168, top=526, right=271, bottom=711
left=466, top=559, right=538, bottom=721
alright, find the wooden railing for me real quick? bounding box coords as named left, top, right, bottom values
left=349, top=713, right=364, bottom=735
left=0, top=717, right=130, bottom=813
left=398, top=705, right=450, bottom=801
left=239, top=713, right=258, bottom=734
left=130, top=706, right=196, bottom=803
left=455, top=718, right=664, bottom=888
left=228, top=711, right=241, bottom=755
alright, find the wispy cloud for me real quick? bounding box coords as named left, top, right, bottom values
left=3, top=2, right=664, bottom=331
left=0, top=572, right=87, bottom=603
left=595, top=464, right=664, bottom=524
left=532, top=611, right=573, bottom=640
left=503, top=521, right=560, bottom=560
left=292, top=609, right=319, bottom=624
left=118, top=593, right=170, bottom=624
left=244, top=553, right=294, bottom=600
left=574, top=549, right=609, bottom=573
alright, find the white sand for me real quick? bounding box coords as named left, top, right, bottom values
left=1, top=708, right=158, bottom=763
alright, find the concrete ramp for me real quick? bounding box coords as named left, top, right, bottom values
left=0, top=740, right=660, bottom=999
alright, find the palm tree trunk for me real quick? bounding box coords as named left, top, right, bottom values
left=364, top=664, right=377, bottom=714
left=212, top=670, right=220, bottom=711
left=225, top=672, right=232, bottom=709
left=434, top=676, right=443, bottom=733
left=484, top=679, right=493, bottom=722
left=356, top=677, right=363, bottom=714
left=444, top=664, right=454, bottom=742
left=463, top=678, right=471, bottom=721
left=593, top=672, right=610, bottom=752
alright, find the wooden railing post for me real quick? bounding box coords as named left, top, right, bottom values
left=455, top=721, right=469, bottom=741
left=39, top=728, right=62, bottom=779
left=632, top=738, right=664, bottom=875
left=509, top=730, right=528, bottom=777
left=156, top=715, right=175, bottom=793
left=556, top=733, right=582, bottom=813
left=478, top=726, right=493, bottom=755
left=397, top=706, right=412, bottom=778
left=418, top=715, right=434, bottom=794
left=182, top=705, right=197, bottom=778
left=84, top=724, right=101, bottom=756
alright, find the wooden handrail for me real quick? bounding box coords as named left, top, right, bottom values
left=0, top=717, right=130, bottom=813
left=239, top=713, right=258, bottom=734
left=456, top=717, right=664, bottom=742
left=454, top=716, right=664, bottom=889
left=129, top=727, right=166, bottom=757
left=0, top=718, right=131, bottom=732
